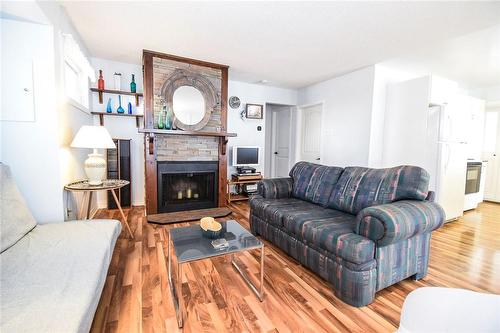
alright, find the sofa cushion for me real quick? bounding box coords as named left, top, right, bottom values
left=0, top=163, right=37, bottom=253
left=281, top=208, right=375, bottom=264
left=289, top=161, right=344, bottom=206
left=327, top=165, right=429, bottom=215
left=250, top=197, right=321, bottom=229
left=0, top=220, right=121, bottom=333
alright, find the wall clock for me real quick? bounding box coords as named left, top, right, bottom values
left=229, top=96, right=241, bottom=109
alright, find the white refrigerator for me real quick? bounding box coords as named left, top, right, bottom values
left=384, top=76, right=468, bottom=222
left=427, top=103, right=468, bottom=221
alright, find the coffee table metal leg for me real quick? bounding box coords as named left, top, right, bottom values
left=168, top=231, right=184, bottom=328
left=231, top=245, right=265, bottom=301
left=260, top=245, right=264, bottom=298
left=177, top=262, right=184, bottom=327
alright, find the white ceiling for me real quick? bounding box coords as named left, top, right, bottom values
left=382, top=24, right=500, bottom=89
left=60, top=1, right=500, bottom=89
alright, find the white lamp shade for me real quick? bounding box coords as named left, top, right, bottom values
left=70, top=125, right=116, bottom=149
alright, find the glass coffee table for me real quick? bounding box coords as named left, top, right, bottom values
left=167, top=220, right=264, bottom=328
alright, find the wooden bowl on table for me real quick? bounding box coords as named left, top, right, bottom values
left=200, top=217, right=223, bottom=239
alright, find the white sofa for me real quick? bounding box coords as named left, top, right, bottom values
left=0, top=164, right=121, bottom=333
left=397, top=287, right=500, bottom=333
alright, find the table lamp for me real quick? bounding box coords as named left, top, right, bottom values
left=70, top=125, right=116, bottom=185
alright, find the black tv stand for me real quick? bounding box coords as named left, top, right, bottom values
left=236, top=166, right=256, bottom=174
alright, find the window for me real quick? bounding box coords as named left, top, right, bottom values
left=63, top=34, right=94, bottom=109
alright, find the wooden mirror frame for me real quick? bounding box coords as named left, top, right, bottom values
left=160, top=69, right=218, bottom=131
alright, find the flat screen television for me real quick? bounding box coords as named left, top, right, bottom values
left=232, top=146, right=260, bottom=166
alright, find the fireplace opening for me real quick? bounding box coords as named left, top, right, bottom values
left=157, top=161, right=218, bottom=213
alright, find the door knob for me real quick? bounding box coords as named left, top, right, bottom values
left=274, top=152, right=278, bottom=155
left=316, top=158, right=320, bottom=161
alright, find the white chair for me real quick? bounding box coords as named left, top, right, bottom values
left=397, top=287, right=500, bottom=333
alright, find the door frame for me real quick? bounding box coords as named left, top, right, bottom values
left=297, top=101, right=324, bottom=164
left=265, top=104, right=296, bottom=178
left=270, top=106, right=293, bottom=178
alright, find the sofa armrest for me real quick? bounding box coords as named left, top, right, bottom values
left=355, top=200, right=445, bottom=246
left=257, top=177, right=293, bottom=199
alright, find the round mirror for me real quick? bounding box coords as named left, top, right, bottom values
left=172, top=86, right=206, bottom=126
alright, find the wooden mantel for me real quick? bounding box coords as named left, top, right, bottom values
left=142, top=50, right=230, bottom=215
left=139, top=129, right=236, bottom=155
left=138, top=128, right=236, bottom=137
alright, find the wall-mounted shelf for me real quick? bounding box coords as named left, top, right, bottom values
left=90, top=88, right=143, bottom=106
left=138, top=128, right=237, bottom=137
left=91, top=111, right=143, bottom=128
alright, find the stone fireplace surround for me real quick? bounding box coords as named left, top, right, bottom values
left=141, top=50, right=232, bottom=214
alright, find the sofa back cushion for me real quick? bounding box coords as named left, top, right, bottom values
left=289, top=162, right=344, bottom=206
left=0, top=163, right=37, bottom=253
left=327, top=165, right=429, bottom=215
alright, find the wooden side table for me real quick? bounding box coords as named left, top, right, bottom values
left=227, top=174, right=263, bottom=203
left=64, top=179, right=134, bottom=238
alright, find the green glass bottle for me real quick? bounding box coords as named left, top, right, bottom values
left=130, top=74, right=136, bottom=93
left=157, top=106, right=165, bottom=129
left=165, top=105, right=172, bottom=130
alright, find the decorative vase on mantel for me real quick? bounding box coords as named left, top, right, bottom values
left=157, top=106, right=165, bottom=129
left=164, top=105, right=172, bottom=130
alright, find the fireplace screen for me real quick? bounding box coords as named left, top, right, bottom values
left=157, top=161, right=218, bottom=213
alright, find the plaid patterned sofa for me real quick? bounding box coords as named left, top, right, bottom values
left=249, top=162, right=445, bottom=307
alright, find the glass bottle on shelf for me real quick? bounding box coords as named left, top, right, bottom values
left=106, top=98, right=112, bottom=113
left=127, top=102, right=133, bottom=115
left=117, top=95, right=125, bottom=113
left=157, top=107, right=165, bottom=129
left=130, top=74, right=136, bottom=93
left=98, top=70, right=105, bottom=90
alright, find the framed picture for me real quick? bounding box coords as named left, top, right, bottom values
left=246, top=104, right=263, bottom=119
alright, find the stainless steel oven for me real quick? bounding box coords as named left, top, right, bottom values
left=465, top=162, right=482, bottom=195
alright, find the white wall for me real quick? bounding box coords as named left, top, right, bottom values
left=90, top=57, right=145, bottom=208
left=0, top=18, right=62, bottom=223
left=38, top=1, right=95, bottom=220
left=369, top=65, right=420, bottom=167
left=1, top=2, right=94, bottom=222
left=226, top=81, right=298, bottom=177
left=298, top=66, right=376, bottom=167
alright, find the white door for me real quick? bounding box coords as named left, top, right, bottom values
left=300, top=104, right=322, bottom=163
left=483, top=111, right=500, bottom=202
left=271, top=108, right=291, bottom=177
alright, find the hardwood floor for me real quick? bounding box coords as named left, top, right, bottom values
left=91, top=201, right=500, bottom=333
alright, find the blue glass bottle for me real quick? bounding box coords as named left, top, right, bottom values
left=117, top=95, right=125, bottom=114
left=127, top=102, right=133, bottom=115
left=106, top=98, right=113, bottom=113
